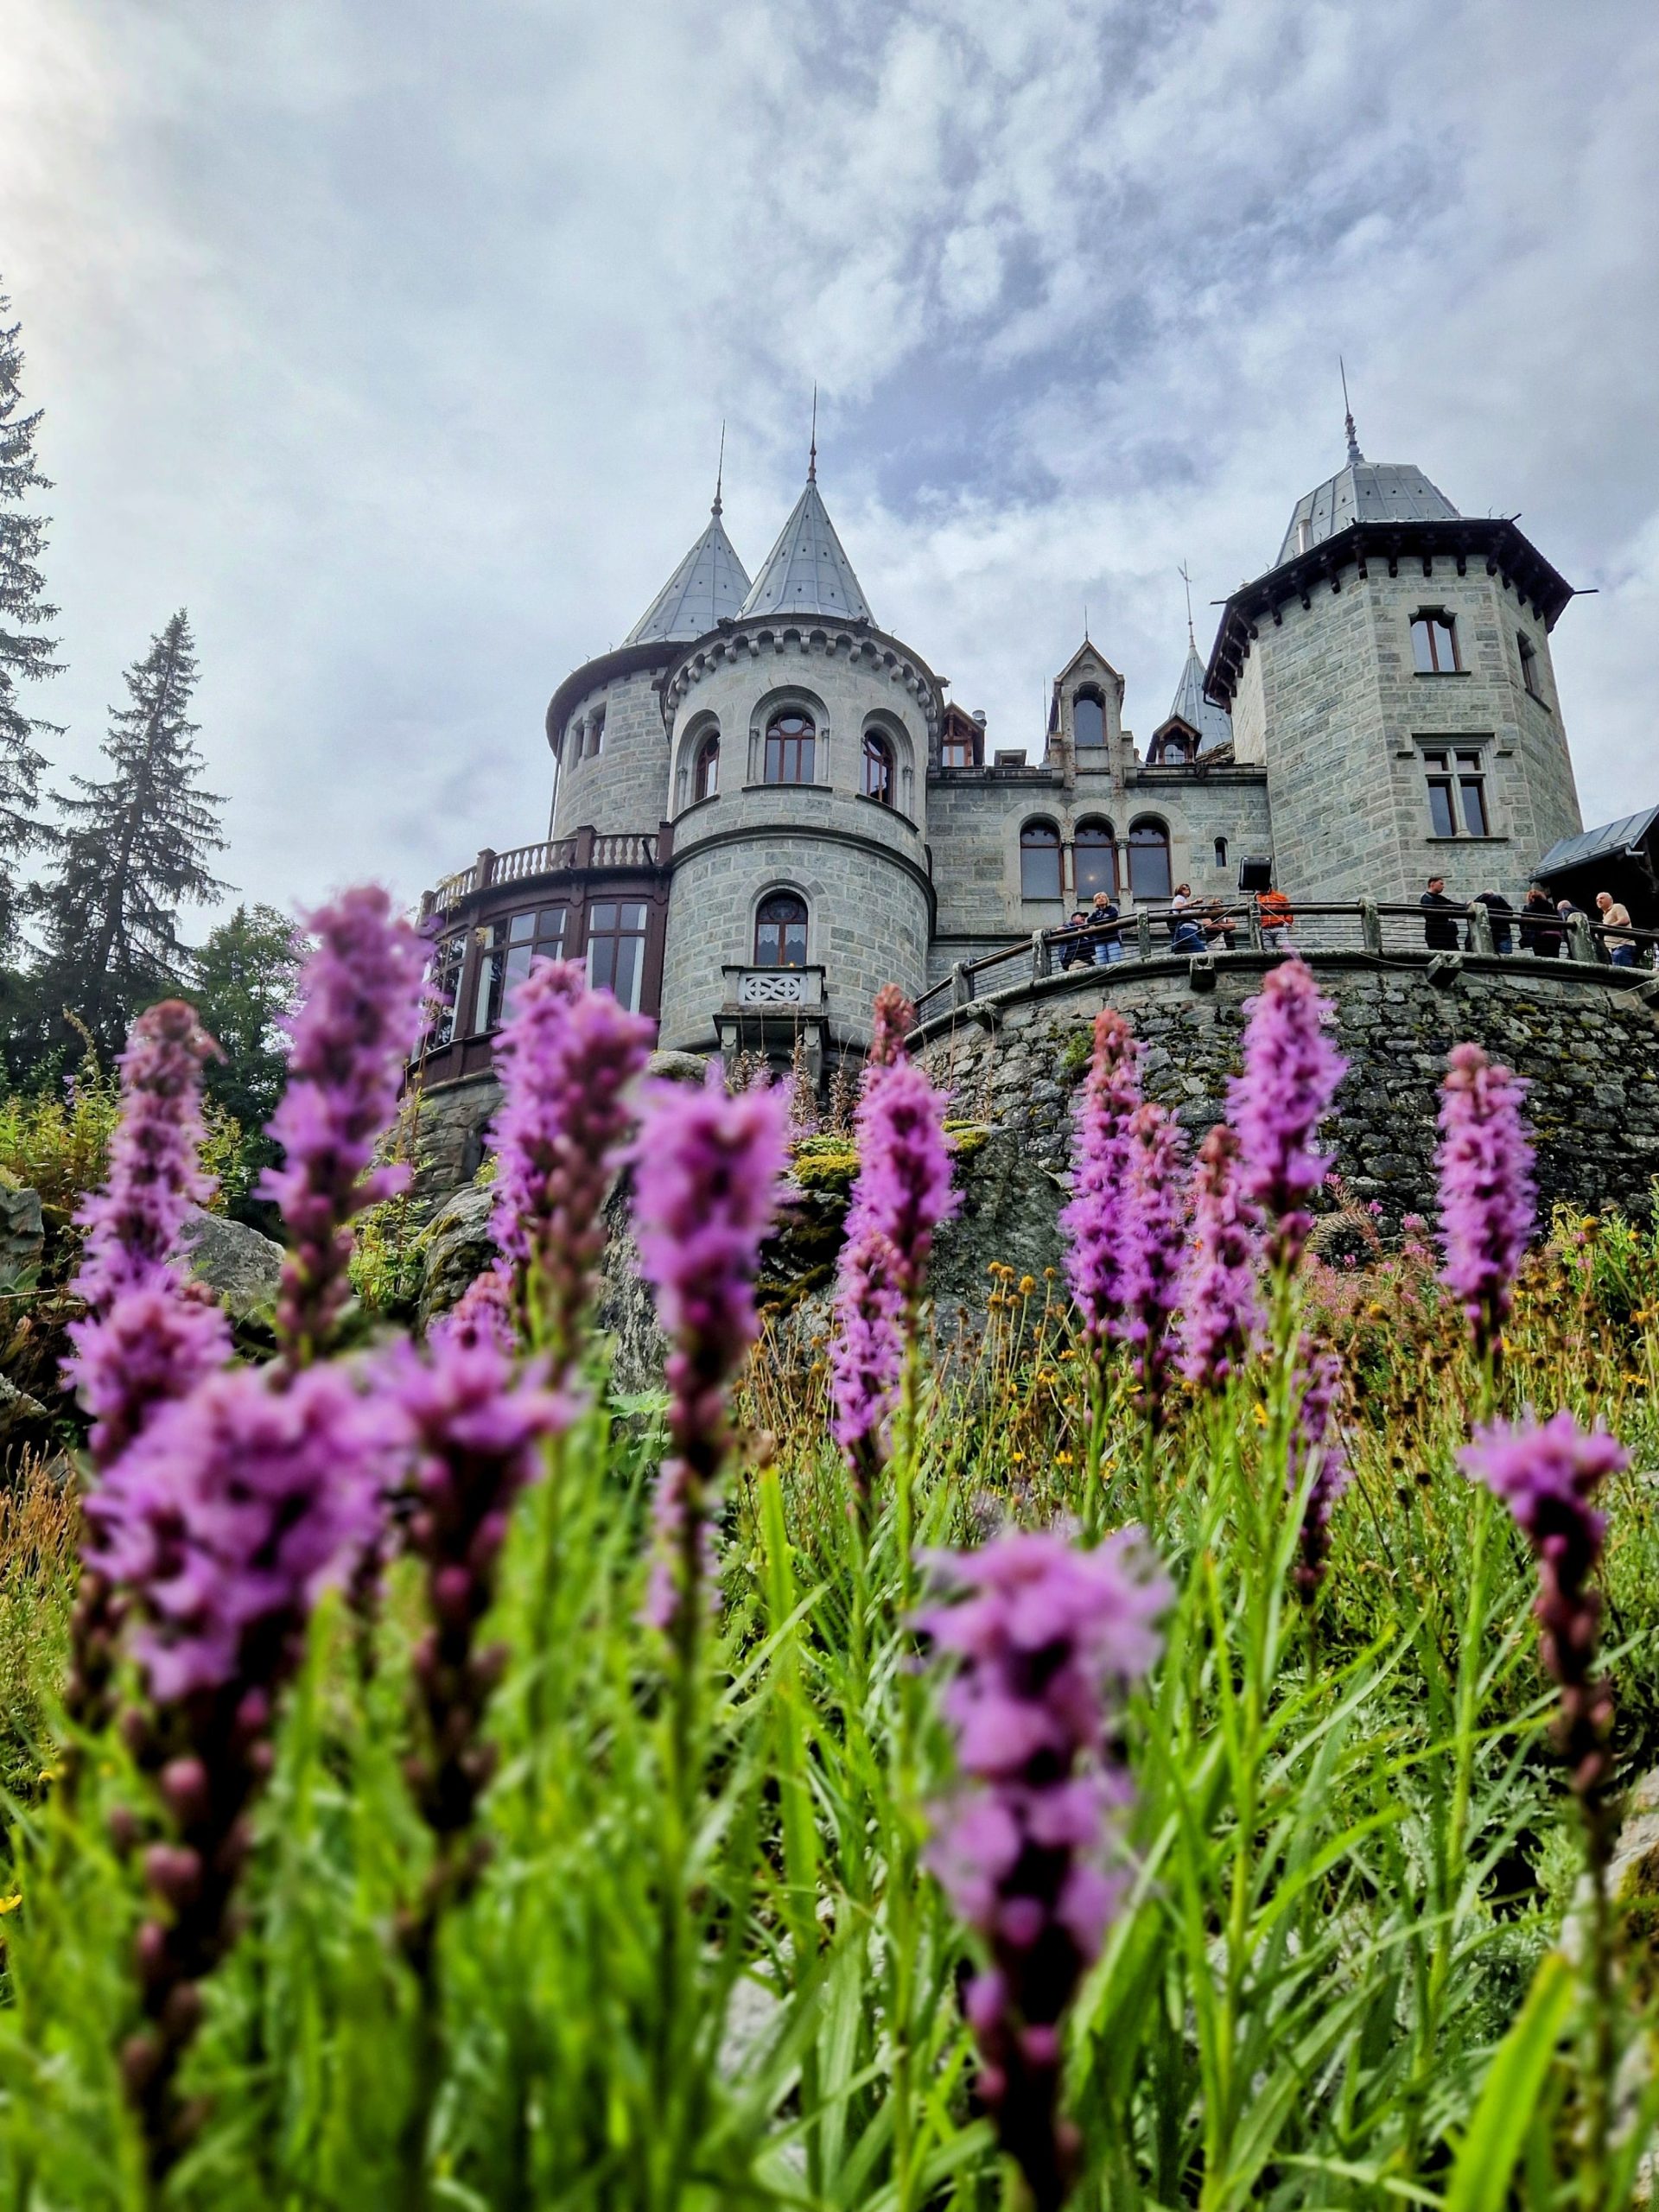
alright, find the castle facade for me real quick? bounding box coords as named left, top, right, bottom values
left=416, top=413, right=1584, bottom=1090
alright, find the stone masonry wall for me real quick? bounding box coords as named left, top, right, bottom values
left=551, top=662, right=672, bottom=841
left=916, top=952, right=1659, bottom=1230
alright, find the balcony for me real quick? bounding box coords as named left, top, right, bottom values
left=421, top=825, right=670, bottom=923
left=716, top=965, right=829, bottom=1081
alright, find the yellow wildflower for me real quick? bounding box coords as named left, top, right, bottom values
left=1251, top=1403, right=1268, bottom=1429
left=0, top=1895, right=20, bottom=1915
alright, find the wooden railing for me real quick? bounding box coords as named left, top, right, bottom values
left=914, top=899, right=1659, bottom=1025
left=422, top=827, right=666, bottom=918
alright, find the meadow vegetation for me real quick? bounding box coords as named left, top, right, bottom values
left=0, top=894, right=1650, bottom=2210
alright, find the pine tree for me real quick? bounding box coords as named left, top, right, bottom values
left=0, top=280, right=61, bottom=958
left=35, top=609, right=228, bottom=1054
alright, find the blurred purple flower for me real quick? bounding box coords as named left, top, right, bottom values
left=487, top=957, right=653, bottom=1362
left=830, top=1026, right=957, bottom=1488
left=1462, top=1411, right=1625, bottom=1803
left=429, top=1260, right=517, bottom=1356
left=633, top=1071, right=789, bottom=1634
left=920, top=1528, right=1169, bottom=2212
left=1059, top=1008, right=1141, bottom=1346
left=1288, top=1338, right=1351, bottom=1596
left=391, top=1332, right=566, bottom=1855
left=1180, top=1124, right=1260, bottom=1394
left=867, top=981, right=916, bottom=1074
left=1228, top=960, right=1345, bottom=1272
left=260, top=887, right=429, bottom=1363
left=1122, top=1102, right=1188, bottom=1424
left=1437, top=1043, right=1536, bottom=1362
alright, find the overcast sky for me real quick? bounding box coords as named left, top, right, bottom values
left=4, top=0, right=1657, bottom=927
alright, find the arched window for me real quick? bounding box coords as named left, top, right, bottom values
left=765, top=709, right=816, bottom=785
left=693, top=732, right=720, bottom=802
left=1214, top=836, right=1229, bottom=870
left=754, top=891, right=809, bottom=969
left=1158, top=732, right=1192, bottom=764
left=585, top=707, right=606, bottom=758
left=1020, top=819, right=1063, bottom=901
left=1074, top=818, right=1117, bottom=900
left=861, top=730, right=894, bottom=804
left=1410, top=610, right=1459, bottom=674
left=1128, top=817, right=1172, bottom=901
left=1073, top=687, right=1106, bottom=749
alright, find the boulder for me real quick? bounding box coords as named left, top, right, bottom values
left=417, top=1184, right=499, bottom=1329
left=646, top=1049, right=711, bottom=1087
left=171, top=1206, right=285, bottom=1321
left=0, top=1179, right=43, bottom=1291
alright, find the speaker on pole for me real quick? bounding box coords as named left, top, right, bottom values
left=1237, top=855, right=1274, bottom=893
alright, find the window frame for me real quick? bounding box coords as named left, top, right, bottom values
left=693, top=732, right=720, bottom=803
left=861, top=729, right=895, bottom=805
left=1518, top=631, right=1544, bottom=702
left=1019, top=819, right=1063, bottom=902
left=585, top=898, right=650, bottom=1013
left=753, top=890, right=809, bottom=970
left=941, top=728, right=980, bottom=769
left=1420, top=741, right=1493, bottom=840
left=1127, top=817, right=1173, bottom=902
left=1072, top=686, right=1108, bottom=751
left=764, top=708, right=817, bottom=786
left=1073, top=817, right=1117, bottom=901
left=1410, top=609, right=1461, bottom=675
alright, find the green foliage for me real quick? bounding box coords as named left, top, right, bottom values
left=0, top=278, right=60, bottom=964
left=0, top=1221, right=1655, bottom=2205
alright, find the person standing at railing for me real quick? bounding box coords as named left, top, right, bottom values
left=1596, top=891, right=1639, bottom=967
left=1087, top=890, right=1124, bottom=965
left=1256, top=885, right=1294, bottom=944
left=1059, top=911, right=1094, bottom=969
left=1469, top=889, right=1515, bottom=955
left=1520, top=885, right=1564, bottom=957
left=1421, top=875, right=1460, bottom=950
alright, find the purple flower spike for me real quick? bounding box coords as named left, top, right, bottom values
left=1288, top=1338, right=1351, bottom=1597
left=1228, top=960, right=1345, bottom=1273
left=430, top=1260, right=517, bottom=1356
left=1059, top=1008, right=1141, bottom=1347
left=65, top=1001, right=231, bottom=1468
left=1437, top=1043, right=1536, bottom=1363
left=830, top=1006, right=958, bottom=1489
left=920, top=1529, right=1170, bottom=2212
left=1179, top=1124, right=1260, bottom=1393
left=261, top=887, right=429, bottom=1364
left=1462, top=1411, right=1625, bottom=1805
left=633, top=1071, right=789, bottom=1634
left=488, top=958, right=654, bottom=1363
left=391, top=1333, right=566, bottom=1876
left=1122, top=1103, right=1188, bottom=1425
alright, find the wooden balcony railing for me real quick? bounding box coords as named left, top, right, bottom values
left=422, top=825, right=669, bottom=919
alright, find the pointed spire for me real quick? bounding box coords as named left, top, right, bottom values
left=808, top=384, right=817, bottom=482
left=625, top=493, right=753, bottom=646
left=1179, top=559, right=1196, bottom=652
left=1340, top=356, right=1363, bottom=467
left=739, top=462, right=873, bottom=625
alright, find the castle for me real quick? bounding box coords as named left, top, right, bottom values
left=416, top=407, right=1586, bottom=1096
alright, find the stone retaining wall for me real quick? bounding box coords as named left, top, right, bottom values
left=915, top=951, right=1659, bottom=1226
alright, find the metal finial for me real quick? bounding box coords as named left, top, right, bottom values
left=1179, top=559, right=1196, bottom=650
left=808, top=384, right=817, bottom=481
left=1083, top=601, right=1090, bottom=641
left=713, top=420, right=725, bottom=516
left=1339, top=355, right=1362, bottom=466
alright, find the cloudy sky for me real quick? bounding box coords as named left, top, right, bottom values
left=4, top=0, right=1657, bottom=925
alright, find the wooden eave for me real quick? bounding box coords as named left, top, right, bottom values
left=1203, top=518, right=1576, bottom=710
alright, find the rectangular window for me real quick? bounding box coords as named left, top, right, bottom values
left=587, top=899, right=649, bottom=1013
left=1519, top=632, right=1544, bottom=702
left=941, top=733, right=977, bottom=768
left=472, top=923, right=502, bottom=1034
left=424, top=933, right=465, bottom=1051
left=1421, top=744, right=1491, bottom=837
left=1411, top=612, right=1459, bottom=673
left=500, top=905, right=569, bottom=1010
left=1457, top=751, right=1490, bottom=836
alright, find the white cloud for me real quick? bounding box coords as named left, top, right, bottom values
left=1, top=0, right=1656, bottom=926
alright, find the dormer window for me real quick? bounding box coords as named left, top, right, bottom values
left=1411, top=611, right=1459, bottom=674
left=942, top=725, right=980, bottom=769
left=1073, top=688, right=1107, bottom=749
left=765, top=709, right=816, bottom=785
left=862, top=730, right=894, bottom=804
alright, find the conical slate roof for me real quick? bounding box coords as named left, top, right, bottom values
left=1162, top=641, right=1233, bottom=753
left=739, top=475, right=873, bottom=624
left=625, top=502, right=753, bottom=646
left=1275, top=417, right=1459, bottom=568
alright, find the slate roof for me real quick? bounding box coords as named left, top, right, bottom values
left=1275, top=451, right=1459, bottom=569
left=625, top=504, right=753, bottom=645
left=1535, top=807, right=1659, bottom=879
left=739, top=477, right=873, bottom=625
left=1160, top=641, right=1233, bottom=753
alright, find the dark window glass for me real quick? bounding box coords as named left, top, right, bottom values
left=754, top=892, right=808, bottom=969
left=1459, top=777, right=1489, bottom=837
left=1214, top=836, right=1228, bottom=869
left=424, top=933, right=465, bottom=1051
left=472, top=922, right=503, bottom=1034
left=1073, top=690, right=1106, bottom=748
left=1427, top=779, right=1457, bottom=837
left=1128, top=818, right=1172, bottom=901
left=1020, top=821, right=1063, bottom=900
left=765, top=709, right=816, bottom=785
left=1411, top=613, right=1459, bottom=673
left=587, top=899, right=648, bottom=1012
left=942, top=731, right=977, bottom=768
left=501, top=905, right=569, bottom=1009
left=1074, top=820, right=1116, bottom=899
left=862, top=731, right=894, bottom=804
left=1519, top=632, right=1543, bottom=701
left=694, top=734, right=719, bottom=802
